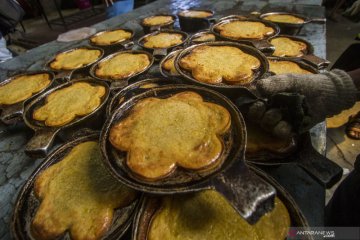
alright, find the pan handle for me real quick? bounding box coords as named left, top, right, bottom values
left=54, top=70, right=73, bottom=81
left=0, top=102, right=23, bottom=124
left=25, top=128, right=60, bottom=158
left=302, top=54, right=330, bottom=69
left=110, top=80, right=128, bottom=90
left=153, top=48, right=168, bottom=61
left=308, top=18, right=326, bottom=24
left=295, top=135, right=343, bottom=188
left=122, top=41, right=134, bottom=50
left=252, top=40, right=275, bottom=54
left=212, top=161, right=276, bottom=224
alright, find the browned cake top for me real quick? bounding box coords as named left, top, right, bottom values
left=143, top=32, right=184, bottom=48
left=109, top=91, right=231, bottom=180
left=178, top=10, right=213, bottom=18
left=142, top=15, right=174, bottom=26
left=269, top=59, right=313, bottom=74
left=50, top=48, right=102, bottom=70
left=215, top=21, right=275, bottom=40
left=270, top=37, right=307, bottom=57
left=263, top=14, right=305, bottom=24
left=179, top=45, right=261, bottom=85
left=90, top=29, right=132, bottom=45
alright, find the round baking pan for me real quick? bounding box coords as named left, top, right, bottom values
left=159, top=48, right=183, bottom=78
left=0, top=70, right=56, bottom=125
left=140, top=14, right=177, bottom=33
left=45, top=46, right=104, bottom=81
left=174, top=41, right=269, bottom=93
left=211, top=17, right=280, bottom=54
left=89, top=50, right=154, bottom=90
left=23, top=77, right=110, bottom=158
left=268, top=34, right=330, bottom=69
left=106, top=77, right=182, bottom=117
left=11, top=133, right=140, bottom=240
left=259, top=11, right=326, bottom=35
left=89, top=28, right=135, bottom=54
left=100, top=84, right=276, bottom=224
left=177, top=9, right=216, bottom=32
left=133, top=165, right=312, bottom=240
left=137, top=30, right=189, bottom=60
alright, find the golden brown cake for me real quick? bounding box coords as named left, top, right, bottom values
left=269, top=59, right=313, bottom=75
left=148, top=190, right=291, bottom=240
left=263, top=14, right=305, bottom=24
left=192, top=33, right=216, bottom=43
left=90, top=29, right=132, bottom=45
left=0, top=73, right=51, bottom=105
left=95, top=53, right=151, bottom=80
left=270, top=37, right=307, bottom=57
left=143, top=32, right=183, bottom=48
left=178, top=10, right=213, bottom=18
left=215, top=21, right=275, bottom=40
left=142, top=15, right=174, bottom=26
left=162, top=53, right=179, bottom=75
left=179, top=45, right=260, bottom=85
left=33, top=82, right=105, bottom=127
left=31, top=141, right=137, bottom=240
left=50, top=48, right=102, bottom=70
left=109, top=91, right=231, bottom=180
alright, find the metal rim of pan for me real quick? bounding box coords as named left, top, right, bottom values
left=100, top=84, right=247, bottom=193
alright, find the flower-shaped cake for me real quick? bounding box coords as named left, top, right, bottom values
left=179, top=45, right=261, bottom=85
left=32, top=141, right=137, bottom=240
left=109, top=91, right=231, bottom=180
left=33, top=82, right=105, bottom=127
left=215, top=21, right=275, bottom=40
left=270, top=37, right=307, bottom=57
left=50, top=48, right=102, bottom=70
left=143, top=32, right=183, bottom=48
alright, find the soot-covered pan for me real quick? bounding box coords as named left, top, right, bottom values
left=0, top=71, right=56, bottom=125
left=11, top=133, right=140, bottom=240
left=100, top=84, right=276, bottom=224
left=259, top=11, right=326, bottom=35
left=44, top=46, right=104, bottom=81
left=89, top=50, right=154, bottom=90
left=268, top=34, right=330, bottom=69
left=137, top=30, right=189, bottom=60
left=211, top=17, right=280, bottom=54
left=23, top=78, right=110, bottom=158
left=106, top=77, right=182, bottom=117
left=133, top=165, right=312, bottom=240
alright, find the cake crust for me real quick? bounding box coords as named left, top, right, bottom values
left=215, top=21, right=275, bottom=40
left=90, top=29, right=132, bottom=45
left=270, top=37, right=307, bottom=57
left=50, top=48, right=101, bottom=70
left=143, top=32, right=183, bottom=49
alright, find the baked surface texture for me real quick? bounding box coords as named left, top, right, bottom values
left=269, top=59, right=312, bottom=74
left=179, top=45, right=261, bottom=85
left=0, top=73, right=51, bottom=105
left=178, top=10, right=213, bottom=18
left=192, top=33, right=216, bottom=42
left=33, top=82, right=105, bottom=127
left=271, top=37, right=307, bottom=57
left=263, top=14, right=305, bottom=24
left=109, top=91, right=231, bottom=180
left=50, top=48, right=101, bottom=70
left=148, top=190, right=291, bottom=240
left=90, top=29, right=132, bottom=45
left=142, top=16, right=174, bottom=26
left=95, top=53, right=151, bottom=80
left=31, top=141, right=137, bottom=240
left=215, top=21, right=275, bottom=40
left=162, top=53, right=179, bottom=75
left=143, top=32, right=183, bottom=48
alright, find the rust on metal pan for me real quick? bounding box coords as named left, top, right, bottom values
left=0, top=70, right=56, bottom=125
left=267, top=34, right=330, bottom=69
left=106, top=77, right=182, bottom=117
left=89, top=28, right=135, bottom=53
left=137, top=30, right=189, bottom=61
left=23, top=77, right=110, bottom=158
left=11, top=133, right=140, bottom=240
left=44, top=46, right=105, bottom=81
left=259, top=12, right=326, bottom=35
left=132, top=165, right=312, bottom=240
left=89, top=50, right=155, bottom=90
left=100, top=84, right=276, bottom=224
left=211, top=17, right=280, bottom=54
left=174, top=41, right=269, bottom=92
left=140, top=14, right=177, bottom=34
